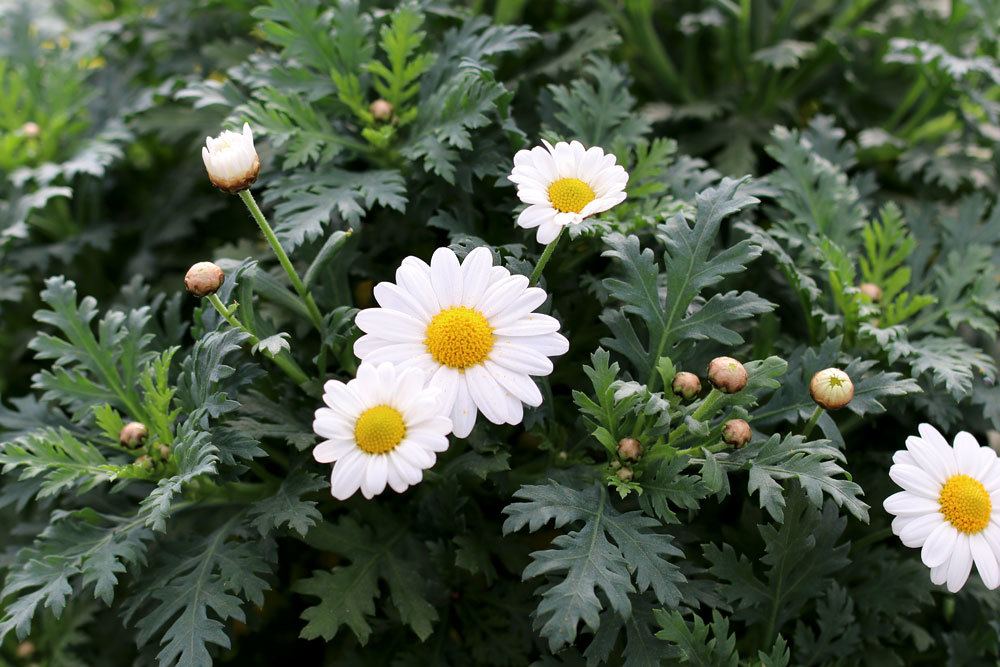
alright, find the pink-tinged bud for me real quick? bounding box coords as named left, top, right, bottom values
left=672, top=371, right=702, bottom=400
left=616, top=467, right=634, bottom=482
left=119, top=422, right=148, bottom=448
left=20, top=122, right=40, bottom=138
left=810, top=368, right=854, bottom=410
left=859, top=282, right=882, bottom=302
left=708, top=357, right=748, bottom=394
left=184, top=262, right=224, bottom=297
left=157, top=444, right=171, bottom=460
left=370, top=99, right=394, bottom=122
left=201, top=122, right=260, bottom=193
left=722, top=419, right=752, bottom=448
left=617, top=437, right=642, bottom=461
left=16, top=641, right=35, bottom=658
left=135, top=454, right=154, bottom=470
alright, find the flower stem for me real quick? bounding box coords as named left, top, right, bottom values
left=802, top=405, right=825, bottom=439
left=207, top=293, right=311, bottom=387
left=529, top=227, right=564, bottom=286
left=238, top=189, right=325, bottom=333
left=668, top=389, right=724, bottom=444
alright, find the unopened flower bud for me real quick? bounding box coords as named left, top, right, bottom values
left=723, top=419, right=752, bottom=448
left=20, top=122, right=40, bottom=138
left=708, top=357, right=748, bottom=394
left=859, top=282, right=882, bottom=302
left=616, top=467, right=634, bottom=482
left=672, top=371, right=702, bottom=400
left=119, top=422, right=148, bottom=448
left=617, top=437, right=642, bottom=461
left=16, top=641, right=35, bottom=658
left=201, top=122, right=260, bottom=193
left=184, top=261, right=224, bottom=297
left=135, top=454, right=154, bottom=470
left=158, top=444, right=171, bottom=460
left=370, top=98, right=394, bottom=122
left=810, top=368, right=854, bottom=410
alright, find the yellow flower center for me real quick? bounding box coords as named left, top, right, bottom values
left=939, top=474, right=992, bottom=534
left=547, top=177, right=595, bottom=214
left=354, top=405, right=406, bottom=454
left=424, top=306, right=494, bottom=369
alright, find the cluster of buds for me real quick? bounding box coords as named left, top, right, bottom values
left=185, top=261, right=224, bottom=297
left=810, top=368, right=855, bottom=410
left=707, top=356, right=748, bottom=394
left=202, top=122, right=260, bottom=193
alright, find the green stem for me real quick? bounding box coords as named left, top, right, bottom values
left=207, top=293, right=311, bottom=387
left=238, top=189, right=325, bottom=334
left=668, top=389, right=725, bottom=444
left=675, top=440, right=728, bottom=458
left=529, top=227, right=564, bottom=286
left=802, top=405, right=824, bottom=438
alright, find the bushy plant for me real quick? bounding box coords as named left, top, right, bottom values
left=1, top=1, right=999, bottom=665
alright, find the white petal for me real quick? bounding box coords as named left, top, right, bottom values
left=484, top=361, right=543, bottom=407
left=489, top=288, right=548, bottom=328
left=321, top=380, right=364, bottom=416
left=313, top=439, right=356, bottom=463
left=430, top=247, right=463, bottom=308
left=918, top=423, right=958, bottom=476
left=946, top=534, right=973, bottom=592
left=361, top=455, right=389, bottom=499
left=922, top=522, right=958, bottom=568
left=502, top=332, right=569, bottom=357
left=905, top=436, right=949, bottom=484
left=971, top=533, right=1000, bottom=589
left=480, top=275, right=530, bottom=319
left=394, top=440, right=434, bottom=469
left=893, top=450, right=916, bottom=467
left=355, top=309, right=425, bottom=343
left=535, top=220, right=562, bottom=244
left=930, top=561, right=949, bottom=586
left=884, top=491, right=940, bottom=516
left=390, top=451, right=422, bottom=485
left=899, top=513, right=943, bottom=548
left=517, top=204, right=556, bottom=230
left=494, top=313, right=561, bottom=337
left=330, top=450, right=366, bottom=500
left=451, top=379, right=478, bottom=438
left=466, top=365, right=510, bottom=425
left=504, top=390, right=524, bottom=425
left=889, top=464, right=941, bottom=499
left=429, top=365, right=460, bottom=414
left=374, top=281, right=432, bottom=320
left=396, top=263, right=441, bottom=315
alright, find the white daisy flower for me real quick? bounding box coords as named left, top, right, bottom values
left=883, top=423, right=1000, bottom=592
left=312, top=362, right=452, bottom=500
left=354, top=246, right=569, bottom=438
left=201, top=122, right=260, bottom=193
left=508, top=139, right=628, bottom=244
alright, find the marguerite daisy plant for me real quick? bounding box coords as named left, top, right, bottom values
left=312, top=362, right=452, bottom=500
left=354, top=246, right=569, bottom=438
left=509, top=139, right=628, bottom=244
left=884, top=424, right=1000, bottom=592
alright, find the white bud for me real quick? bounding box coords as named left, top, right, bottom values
left=810, top=368, right=854, bottom=410
left=201, top=122, right=260, bottom=193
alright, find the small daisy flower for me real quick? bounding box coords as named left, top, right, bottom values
left=354, top=246, right=569, bottom=438
left=508, top=139, right=628, bottom=244
left=883, top=424, right=1000, bottom=592
left=312, top=362, right=452, bottom=500
left=202, top=122, right=260, bottom=193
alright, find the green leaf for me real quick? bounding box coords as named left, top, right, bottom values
left=502, top=481, right=683, bottom=651
left=127, top=517, right=275, bottom=667
left=0, top=428, right=129, bottom=499
left=654, top=610, right=738, bottom=667
left=139, top=423, right=219, bottom=532
left=601, top=177, right=770, bottom=382
left=0, top=508, right=152, bottom=641
left=249, top=469, right=326, bottom=537
left=296, top=515, right=439, bottom=643
left=638, top=457, right=708, bottom=524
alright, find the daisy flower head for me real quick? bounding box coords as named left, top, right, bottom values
left=508, top=139, right=628, bottom=244
left=354, top=246, right=569, bottom=438
left=312, top=362, right=452, bottom=500
left=883, top=423, right=1000, bottom=592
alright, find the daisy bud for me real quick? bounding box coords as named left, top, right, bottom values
left=810, top=368, right=854, bottom=410
left=119, top=422, right=148, bottom=448
left=672, top=371, right=702, bottom=400
left=707, top=357, right=748, bottom=394
left=135, top=454, right=154, bottom=470
left=723, top=419, right=752, bottom=448
left=20, top=121, right=40, bottom=138
left=201, top=122, right=260, bottom=193
left=157, top=444, right=171, bottom=460
left=184, top=261, right=224, bottom=297
left=617, top=437, right=642, bottom=461
left=859, top=282, right=882, bottom=302
left=616, top=467, right=634, bottom=482
left=370, top=98, right=394, bottom=122
left=16, top=641, right=35, bottom=658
